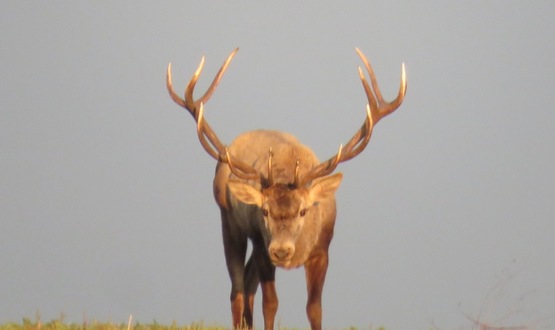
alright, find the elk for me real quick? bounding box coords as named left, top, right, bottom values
left=166, top=48, right=406, bottom=330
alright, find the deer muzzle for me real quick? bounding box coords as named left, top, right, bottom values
left=268, top=242, right=295, bottom=266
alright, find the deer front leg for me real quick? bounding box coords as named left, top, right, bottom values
left=220, top=210, right=248, bottom=329
left=242, top=254, right=259, bottom=328
left=261, top=281, right=278, bottom=330
left=304, top=252, right=329, bottom=330
left=255, top=244, right=278, bottom=330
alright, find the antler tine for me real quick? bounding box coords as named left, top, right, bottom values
left=196, top=48, right=239, bottom=107
left=185, top=56, right=205, bottom=116
left=293, top=158, right=301, bottom=187
left=225, top=148, right=261, bottom=182
left=166, top=55, right=205, bottom=117
left=166, top=63, right=188, bottom=109
left=267, top=148, right=274, bottom=187
left=355, top=47, right=407, bottom=124
left=298, top=144, right=343, bottom=186
left=196, top=102, right=221, bottom=160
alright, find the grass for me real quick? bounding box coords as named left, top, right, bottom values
left=0, top=317, right=542, bottom=330
left=0, top=314, right=232, bottom=330
left=0, top=316, right=389, bottom=330
left=0, top=318, right=229, bottom=330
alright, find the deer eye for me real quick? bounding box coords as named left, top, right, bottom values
left=299, top=208, right=307, bottom=217
left=262, top=209, right=269, bottom=217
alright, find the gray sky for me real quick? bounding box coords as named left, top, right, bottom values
left=1, top=2, right=554, bottom=329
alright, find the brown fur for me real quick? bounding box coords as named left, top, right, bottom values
left=216, top=130, right=342, bottom=330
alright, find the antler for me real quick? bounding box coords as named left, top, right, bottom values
left=166, top=49, right=263, bottom=183
left=296, top=48, right=407, bottom=186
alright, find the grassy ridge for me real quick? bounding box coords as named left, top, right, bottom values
left=0, top=320, right=383, bottom=330
left=0, top=319, right=229, bottom=330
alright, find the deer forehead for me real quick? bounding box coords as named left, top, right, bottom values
left=264, top=184, right=304, bottom=219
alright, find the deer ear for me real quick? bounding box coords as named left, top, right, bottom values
left=227, top=180, right=264, bottom=206
left=308, top=173, right=343, bottom=203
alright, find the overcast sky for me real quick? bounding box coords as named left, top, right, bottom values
left=1, top=2, right=554, bottom=329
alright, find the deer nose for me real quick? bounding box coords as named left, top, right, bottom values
left=271, top=247, right=293, bottom=261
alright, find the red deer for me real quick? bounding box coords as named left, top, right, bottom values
left=166, top=48, right=406, bottom=330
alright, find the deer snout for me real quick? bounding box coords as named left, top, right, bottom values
left=272, top=248, right=291, bottom=260
left=269, top=243, right=295, bottom=264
